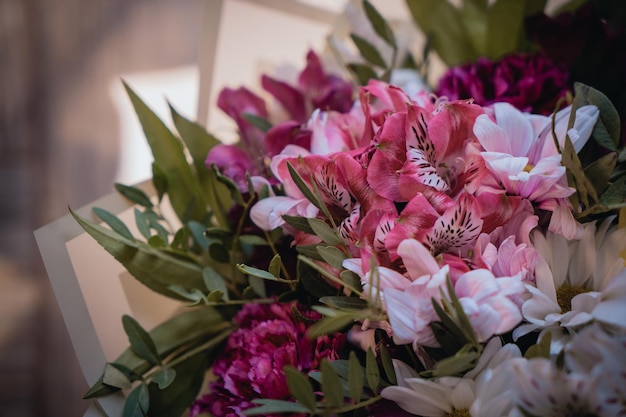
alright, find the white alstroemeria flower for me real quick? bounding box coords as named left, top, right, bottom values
left=514, top=216, right=626, bottom=352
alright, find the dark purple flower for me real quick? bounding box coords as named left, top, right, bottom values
left=435, top=53, right=570, bottom=115
left=190, top=302, right=346, bottom=417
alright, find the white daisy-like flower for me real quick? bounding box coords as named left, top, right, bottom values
left=513, top=216, right=626, bottom=352
left=382, top=338, right=521, bottom=417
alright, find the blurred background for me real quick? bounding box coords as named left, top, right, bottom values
left=0, top=0, right=354, bottom=415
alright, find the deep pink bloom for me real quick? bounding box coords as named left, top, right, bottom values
left=435, top=53, right=570, bottom=115
left=190, top=302, right=345, bottom=417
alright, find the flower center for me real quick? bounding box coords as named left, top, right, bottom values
left=556, top=285, right=590, bottom=313
left=445, top=409, right=471, bottom=417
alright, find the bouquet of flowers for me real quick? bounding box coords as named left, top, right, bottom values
left=74, top=0, right=626, bottom=416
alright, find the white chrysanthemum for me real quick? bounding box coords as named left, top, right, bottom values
left=514, top=217, right=626, bottom=352
left=382, top=338, right=521, bottom=417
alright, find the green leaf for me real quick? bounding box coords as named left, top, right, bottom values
left=147, top=352, right=210, bottom=417
left=152, top=367, right=176, bottom=390
left=584, top=152, right=617, bottom=195
left=242, top=113, right=273, bottom=133
left=405, top=0, right=475, bottom=66
left=308, top=218, right=343, bottom=245
left=307, top=311, right=359, bottom=338
left=248, top=276, right=267, bottom=298
left=147, top=235, right=166, bottom=248
left=237, top=264, right=277, bottom=280
left=244, top=399, right=312, bottom=416
left=202, top=267, right=229, bottom=301
left=238, top=234, right=269, bottom=246
left=321, top=360, right=344, bottom=407
left=187, top=221, right=211, bottom=250
left=103, top=363, right=132, bottom=390
left=85, top=307, right=231, bottom=399
left=72, top=210, right=206, bottom=299
left=296, top=244, right=326, bottom=261
left=284, top=366, right=316, bottom=412
left=348, top=352, right=364, bottom=402
left=525, top=332, right=552, bottom=359
left=379, top=344, right=396, bottom=385
left=134, top=208, right=152, bottom=240
left=485, top=0, right=525, bottom=58
left=363, top=0, right=396, bottom=48
left=209, top=242, right=230, bottom=262
left=206, top=289, right=225, bottom=302
left=287, top=162, right=322, bottom=209
left=340, top=270, right=361, bottom=290
left=115, top=183, right=153, bottom=208
left=420, top=344, right=480, bottom=378
left=151, top=163, right=168, bottom=203
left=123, top=383, right=149, bottom=417
left=365, top=348, right=380, bottom=392
left=320, top=296, right=368, bottom=310
left=123, top=81, right=207, bottom=222
left=282, top=215, right=316, bottom=234
left=93, top=207, right=135, bottom=241
left=599, top=175, right=626, bottom=209
left=122, top=315, right=161, bottom=366
left=573, top=82, right=621, bottom=150
left=297, top=258, right=338, bottom=299
left=167, top=285, right=207, bottom=305
left=268, top=254, right=282, bottom=278
left=350, top=33, right=387, bottom=67
left=317, top=246, right=347, bottom=269
left=347, top=63, right=378, bottom=86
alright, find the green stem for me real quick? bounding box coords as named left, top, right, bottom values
left=263, top=230, right=293, bottom=283
left=298, top=255, right=364, bottom=298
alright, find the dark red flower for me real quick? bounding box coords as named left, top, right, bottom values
left=435, top=53, right=570, bottom=115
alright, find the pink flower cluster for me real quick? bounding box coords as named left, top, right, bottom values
left=190, top=302, right=345, bottom=417
left=250, top=79, right=598, bottom=348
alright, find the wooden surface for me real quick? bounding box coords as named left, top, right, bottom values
left=0, top=0, right=203, bottom=415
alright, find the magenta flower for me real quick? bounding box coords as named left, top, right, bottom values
left=435, top=53, right=570, bottom=115
left=190, top=302, right=345, bottom=417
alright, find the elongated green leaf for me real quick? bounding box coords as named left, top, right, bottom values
left=122, top=315, right=161, bottom=365
left=420, top=344, right=480, bottom=378
left=282, top=215, right=316, bottom=234
left=123, top=82, right=207, bottom=222
left=350, top=33, right=387, bottom=67
left=307, top=312, right=358, bottom=338
left=268, top=254, right=282, bottom=278
left=103, top=363, right=132, bottom=390
left=151, top=163, right=168, bottom=203
left=167, top=285, right=207, bottom=305
left=599, top=175, right=626, bottom=209
left=486, top=0, right=525, bottom=58
left=244, top=399, right=312, bottom=415
left=72, top=210, right=204, bottom=299
left=203, top=267, right=229, bottom=301
left=347, top=63, right=378, bottom=86
left=238, top=234, right=269, bottom=246
left=406, top=0, right=475, bottom=66
left=297, top=258, right=338, bottom=299
left=321, top=360, right=344, bottom=407
left=296, top=244, right=325, bottom=261
left=340, top=270, right=361, bottom=290
left=123, top=383, right=149, bottom=417
left=308, top=218, right=343, bottom=245
left=93, top=207, right=135, bottom=241
left=363, top=0, right=396, bottom=48
left=320, top=296, right=368, bottom=310
left=134, top=208, right=152, bottom=240
left=85, top=307, right=231, bottom=399
left=572, top=83, right=621, bottom=150
left=237, top=264, right=277, bottom=280
left=147, top=352, right=209, bottom=417
left=115, top=183, right=153, bottom=208
left=348, top=352, right=364, bottom=402
left=317, top=246, right=347, bottom=269
left=287, top=162, right=321, bottom=209
left=242, top=113, right=273, bottom=133
left=585, top=152, right=617, bottom=195
left=152, top=367, right=176, bottom=390
left=379, top=344, right=397, bottom=385
left=365, top=348, right=380, bottom=392
left=285, top=366, right=316, bottom=412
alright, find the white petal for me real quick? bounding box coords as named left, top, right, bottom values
left=493, top=102, right=534, bottom=157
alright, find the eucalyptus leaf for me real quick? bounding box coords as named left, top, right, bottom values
left=238, top=234, right=269, bottom=246
left=350, top=33, right=387, bottom=67
left=572, top=82, right=621, bottom=150
left=308, top=218, right=343, bottom=245
left=365, top=348, right=380, bottom=392
left=297, top=258, right=338, bottom=299
left=244, top=399, right=312, bottom=415
left=296, top=244, right=325, bottom=261
left=321, top=360, right=344, bottom=407
left=209, top=242, right=230, bottom=263
left=115, top=183, right=153, bottom=208
left=147, top=235, right=166, bottom=248
left=420, top=344, right=480, bottom=378
left=237, top=264, right=277, bottom=280
left=151, top=163, right=168, bottom=203
left=268, top=254, right=282, bottom=278
left=285, top=366, right=316, bottom=412
left=206, top=290, right=225, bottom=302
left=307, top=312, right=359, bottom=338
left=363, top=0, right=396, bottom=48
left=347, top=63, right=378, bottom=86
left=152, top=367, right=176, bottom=390
left=85, top=307, right=231, bottom=399
left=122, top=315, right=161, bottom=366
left=248, top=276, right=267, bottom=299
left=525, top=331, right=552, bottom=359
left=202, top=267, right=229, bottom=301
left=167, top=285, right=207, bottom=305
left=317, top=246, right=347, bottom=269
left=123, top=383, right=149, bottom=417
left=282, top=215, right=316, bottom=234
left=123, top=82, right=207, bottom=222
left=599, top=175, right=626, bottom=209
left=379, top=344, right=396, bottom=385
left=93, top=207, right=135, bottom=241
left=340, top=270, right=362, bottom=290
left=348, top=351, right=364, bottom=402
left=72, top=210, right=205, bottom=299
left=584, top=152, right=617, bottom=195
left=134, top=208, right=152, bottom=240
left=320, top=296, right=368, bottom=310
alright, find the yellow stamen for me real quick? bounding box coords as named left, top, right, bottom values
left=445, top=409, right=471, bottom=417
left=524, top=163, right=534, bottom=173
